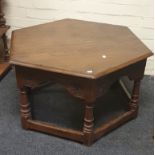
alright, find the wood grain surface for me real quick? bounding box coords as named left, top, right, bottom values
left=10, top=19, right=153, bottom=79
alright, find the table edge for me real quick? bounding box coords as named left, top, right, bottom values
left=10, top=52, right=153, bottom=79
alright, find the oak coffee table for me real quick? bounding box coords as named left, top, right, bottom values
left=10, top=19, right=153, bottom=146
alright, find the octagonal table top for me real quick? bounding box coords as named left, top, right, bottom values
left=10, top=19, right=153, bottom=79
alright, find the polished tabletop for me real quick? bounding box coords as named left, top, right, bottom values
left=10, top=19, right=152, bottom=79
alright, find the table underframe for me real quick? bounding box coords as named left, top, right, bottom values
left=14, top=59, right=146, bottom=146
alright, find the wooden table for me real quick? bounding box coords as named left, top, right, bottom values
left=0, top=0, right=10, bottom=80
left=10, top=19, right=153, bottom=145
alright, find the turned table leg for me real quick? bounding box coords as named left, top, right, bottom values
left=83, top=103, right=94, bottom=146
left=129, top=78, right=141, bottom=117
left=20, top=86, right=31, bottom=129
left=2, top=33, right=9, bottom=61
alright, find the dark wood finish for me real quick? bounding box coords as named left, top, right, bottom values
left=10, top=19, right=152, bottom=79
left=10, top=19, right=153, bottom=145
left=129, top=79, right=141, bottom=114
left=13, top=59, right=150, bottom=145
left=0, top=0, right=10, bottom=80
left=20, top=86, right=32, bottom=129
left=27, top=120, right=84, bottom=142
left=83, top=104, right=94, bottom=145
left=94, top=111, right=134, bottom=140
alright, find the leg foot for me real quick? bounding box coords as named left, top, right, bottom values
left=83, top=104, right=94, bottom=146
left=20, top=86, right=31, bottom=129
left=129, top=78, right=141, bottom=117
